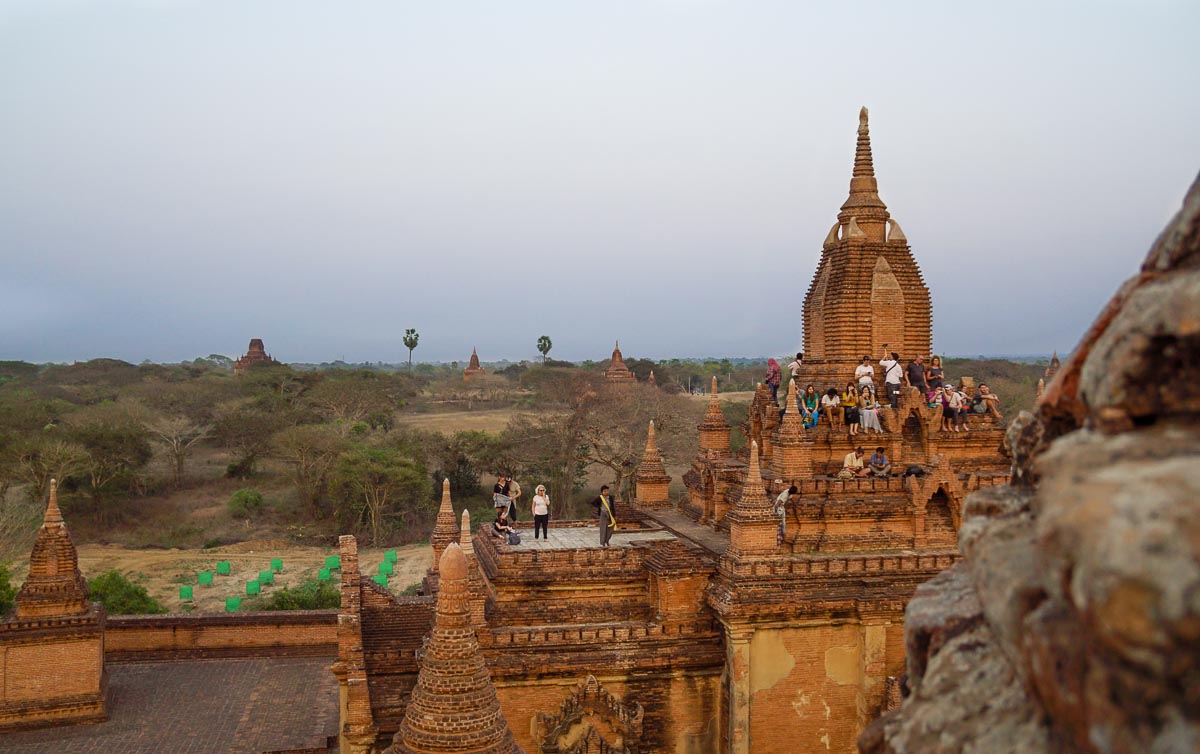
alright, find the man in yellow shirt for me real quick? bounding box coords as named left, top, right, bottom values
left=839, top=447, right=869, bottom=479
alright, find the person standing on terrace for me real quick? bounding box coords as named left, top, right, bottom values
left=589, top=485, right=617, bottom=548
left=531, top=485, right=551, bottom=540
left=880, top=348, right=903, bottom=406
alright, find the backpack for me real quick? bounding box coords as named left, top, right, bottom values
left=507, top=531, right=522, bottom=546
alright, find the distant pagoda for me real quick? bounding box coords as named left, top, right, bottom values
left=602, top=341, right=637, bottom=383
left=463, top=347, right=486, bottom=381
left=233, top=338, right=277, bottom=375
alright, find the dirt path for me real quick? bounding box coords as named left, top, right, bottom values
left=11, top=540, right=432, bottom=614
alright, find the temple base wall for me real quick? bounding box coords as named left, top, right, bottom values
left=736, top=620, right=905, bottom=754
left=0, top=612, right=107, bottom=732
left=496, top=670, right=722, bottom=753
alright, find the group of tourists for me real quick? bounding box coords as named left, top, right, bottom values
left=765, top=349, right=1003, bottom=436
left=492, top=476, right=619, bottom=548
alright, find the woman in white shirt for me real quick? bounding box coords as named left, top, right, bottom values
left=531, top=485, right=551, bottom=540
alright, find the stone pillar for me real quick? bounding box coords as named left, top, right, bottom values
left=725, top=627, right=753, bottom=754
left=859, top=622, right=889, bottom=727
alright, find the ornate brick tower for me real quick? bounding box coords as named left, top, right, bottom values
left=801, top=108, right=932, bottom=392
left=634, top=420, right=672, bottom=509
left=0, top=480, right=107, bottom=730
left=463, top=347, right=486, bottom=381
left=385, top=543, right=522, bottom=754
left=602, top=341, right=637, bottom=383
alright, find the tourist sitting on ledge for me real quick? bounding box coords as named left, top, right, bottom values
left=839, top=447, right=870, bottom=479
left=953, top=385, right=971, bottom=431
left=801, top=384, right=819, bottom=428
left=868, top=447, right=892, bottom=477
left=493, top=508, right=517, bottom=543
left=941, top=384, right=964, bottom=433
left=859, top=386, right=884, bottom=434
left=972, top=383, right=1003, bottom=419
left=821, top=388, right=841, bottom=429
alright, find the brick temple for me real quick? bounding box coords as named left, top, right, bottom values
left=463, top=347, right=486, bottom=381
left=331, top=108, right=1010, bottom=754
left=0, top=108, right=1011, bottom=754
left=233, top=337, right=278, bottom=375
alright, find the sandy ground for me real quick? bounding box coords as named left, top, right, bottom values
left=10, top=540, right=432, bottom=614
left=395, top=408, right=527, bottom=434
left=687, top=390, right=754, bottom=403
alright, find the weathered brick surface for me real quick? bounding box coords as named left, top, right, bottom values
left=0, top=657, right=338, bottom=754
left=104, top=611, right=336, bottom=662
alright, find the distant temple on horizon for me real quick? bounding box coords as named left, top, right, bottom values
left=233, top=338, right=277, bottom=375
left=462, top=347, right=486, bottom=381
left=602, top=341, right=638, bottom=383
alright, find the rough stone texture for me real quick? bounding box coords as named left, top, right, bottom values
left=233, top=337, right=276, bottom=375
left=861, top=172, right=1200, bottom=754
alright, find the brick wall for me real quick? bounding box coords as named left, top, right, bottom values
left=104, top=611, right=337, bottom=662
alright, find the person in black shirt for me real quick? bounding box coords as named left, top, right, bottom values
left=905, top=355, right=929, bottom=397
left=589, top=485, right=617, bottom=547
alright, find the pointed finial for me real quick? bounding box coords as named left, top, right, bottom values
left=710, top=375, right=719, bottom=396
left=439, top=478, right=452, bottom=511
left=748, top=440, right=760, bottom=473
left=847, top=217, right=866, bottom=238
left=646, top=420, right=658, bottom=450
left=859, top=106, right=869, bottom=127
left=1037, top=378, right=1045, bottom=399
left=460, top=509, right=473, bottom=555
left=785, top=378, right=799, bottom=415
left=44, top=478, right=64, bottom=526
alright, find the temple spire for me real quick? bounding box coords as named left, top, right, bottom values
left=430, top=478, right=459, bottom=572
left=386, top=544, right=522, bottom=754
left=460, top=509, right=473, bottom=556
left=44, top=478, right=64, bottom=526
left=838, top=106, right=890, bottom=235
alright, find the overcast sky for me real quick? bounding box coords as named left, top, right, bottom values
left=2, top=1, right=1197, bottom=365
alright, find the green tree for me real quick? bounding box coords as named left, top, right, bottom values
left=0, top=564, right=16, bottom=615
left=87, top=571, right=166, bottom=615
left=144, top=415, right=212, bottom=488
left=68, top=408, right=154, bottom=523
left=253, top=578, right=340, bottom=611
left=331, top=444, right=431, bottom=546
left=227, top=488, right=265, bottom=519
left=272, top=424, right=346, bottom=517
left=402, top=329, right=420, bottom=371
left=537, top=335, right=553, bottom=364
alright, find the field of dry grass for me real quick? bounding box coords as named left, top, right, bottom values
left=395, top=408, right=530, bottom=434
left=6, top=539, right=431, bottom=614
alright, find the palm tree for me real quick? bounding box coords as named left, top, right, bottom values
left=402, top=329, right=419, bottom=370
left=537, top=335, right=553, bottom=364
